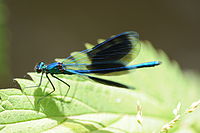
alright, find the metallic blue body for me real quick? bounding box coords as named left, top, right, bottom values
left=33, top=31, right=161, bottom=99
left=69, top=61, right=160, bottom=74
left=44, top=61, right=160, bottom=74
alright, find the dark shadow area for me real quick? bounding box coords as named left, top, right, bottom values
left=2, top=0, right=200, bottom=89
left=32, top=84, right=66, bottom=117
left=88, top=76, right=134, bottom=89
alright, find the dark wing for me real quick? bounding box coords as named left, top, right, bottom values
left=61, top=31, right=141, bottom=71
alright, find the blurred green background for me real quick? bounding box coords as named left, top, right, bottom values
left=0, top=0, right=200, bottom=88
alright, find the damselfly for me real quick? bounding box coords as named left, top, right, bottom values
left=33, top=31, right=161, bottom=98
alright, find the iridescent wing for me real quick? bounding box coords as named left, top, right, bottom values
left=61, top=31, right=141, bottom=72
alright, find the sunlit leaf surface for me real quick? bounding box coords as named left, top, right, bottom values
left=0, top=41, right=199, bottom=133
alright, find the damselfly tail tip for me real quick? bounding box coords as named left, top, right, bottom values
left=155, top=61, right=162, bottom=66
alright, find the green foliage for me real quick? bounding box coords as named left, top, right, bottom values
left=0, top=41, right=199, bottom=133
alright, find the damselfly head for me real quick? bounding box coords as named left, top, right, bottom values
left=35, top=62, right=46, bottom=73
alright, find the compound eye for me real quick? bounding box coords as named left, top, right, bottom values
left=36, top=69, right=42, bottom=73
left=35, top=62, right=45, bottom=73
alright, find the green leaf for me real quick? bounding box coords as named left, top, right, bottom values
left=0, top=41, right=199, bottom=133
